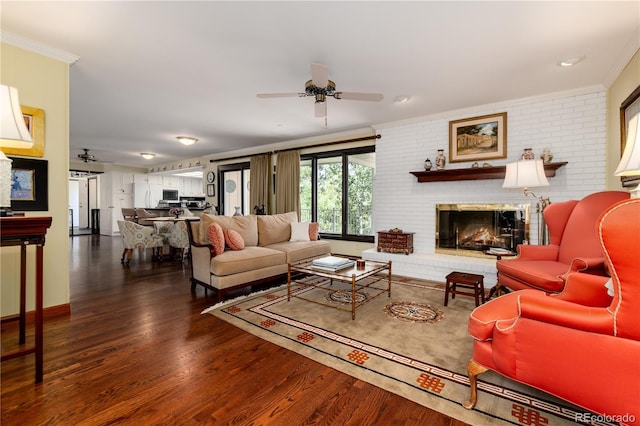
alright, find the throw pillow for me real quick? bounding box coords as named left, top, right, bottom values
left=224, top=229, right=245, bottom=250
left=308, top=222, right=319, bottom=241
left=207, top=223, right=225, bottom=256
left=290, top=222, right=311, bottom=242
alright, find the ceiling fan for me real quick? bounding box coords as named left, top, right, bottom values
left=77, top=148, right=98, bottom=163
left=257, top=63, right=383, bottom=119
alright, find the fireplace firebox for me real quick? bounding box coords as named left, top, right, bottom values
left=436, top=203, right=529, bottom=256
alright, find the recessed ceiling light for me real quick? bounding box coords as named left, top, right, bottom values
left=558, top=55, right=585, bottom=67
left=176, top=136, right=198, bottom=146
left=140, top=153, right=155, bottom=160
left=394, top=95, right=410, bottom=103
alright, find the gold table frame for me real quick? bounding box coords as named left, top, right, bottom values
left=287, top=258, right=392, bottom=320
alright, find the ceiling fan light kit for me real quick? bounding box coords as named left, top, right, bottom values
left=77, top=148, right=97, bottom=163
left=257, top=63, right=383, bottom=120
left=140, top=153, right=155, bottom=160
left=176, top=136, right=198, bottom=146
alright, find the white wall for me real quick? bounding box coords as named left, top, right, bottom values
left=366, top=86, right=610, bottom=285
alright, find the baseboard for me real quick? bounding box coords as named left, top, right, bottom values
left=0, top=303, right=71, bottom=324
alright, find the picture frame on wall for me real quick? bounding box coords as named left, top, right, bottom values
left=0, top=106, right=45, bottom=158
left=207, top=183, right=215, bottom=197
left=10, top=157, right=48, bottom=211
left=620, top=84, right=640, bottom=188
left=449, top=112, right=507, bottom=163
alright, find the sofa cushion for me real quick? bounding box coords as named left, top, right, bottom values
left=224, top=229, right=245, bottom=251
left=210, top=246, right=286, bottom=276
left=290, top=222, right=311, bottom=241
left=266, top=240, right=331, bottom=263
left=208, top=223, right=225, bottom=256
left=199, top=214, right=258, bottom=246
left=257, top=211, right=298, bottom=246
left=309, top=222, right=319, bottom=241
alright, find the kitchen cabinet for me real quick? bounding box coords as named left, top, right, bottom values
left=162, top=176, right=180, bottom=189
left=132, top=183, right=163, bottom=208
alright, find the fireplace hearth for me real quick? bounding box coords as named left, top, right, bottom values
left=436, top=203, right=529, bottom=256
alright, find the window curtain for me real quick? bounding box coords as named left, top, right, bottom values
left=249, top=154, right=271, bottom=215
left=275, top=150, right=300, bottom=216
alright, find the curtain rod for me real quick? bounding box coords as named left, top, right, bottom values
left=210, top=134, right=381, bottom=163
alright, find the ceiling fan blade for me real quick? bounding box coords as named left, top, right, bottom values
left=257, top=92, right=306, bottom=98
left=311, top=63, right=329, bottom=88
left=314, top=101, right=327, bottom=118
left=334, top=92, right=384, bottom=102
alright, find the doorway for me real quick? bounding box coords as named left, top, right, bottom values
left=69, top=173, right=99, bottom=236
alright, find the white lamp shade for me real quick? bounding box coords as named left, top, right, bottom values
left=0, top=85, right=34, bottom=148
left=503, top=159, right=550, bottom=188
left=615, top=113, right=640, bottom=176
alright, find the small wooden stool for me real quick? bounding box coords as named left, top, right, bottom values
left=444, top=271, right=485, bottom=307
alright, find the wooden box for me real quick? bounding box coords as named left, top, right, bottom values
left=377, top=231, right=414, bottom=255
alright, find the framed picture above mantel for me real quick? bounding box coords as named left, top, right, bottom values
left=449, top=112, right=507, bottom=163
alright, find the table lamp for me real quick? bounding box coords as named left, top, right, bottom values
left=502, top=159, right=550, bottom=244
left=1, top=84, right=34, bottom=217
left=615, top=112, right=640, bottom=198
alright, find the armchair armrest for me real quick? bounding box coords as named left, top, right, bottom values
left=516, top=244, right=559, bottom=260
left=552, top=272, right=612, bottom=307
left=517, top=292, right=614, bottom=335
left=566, top=257, right=606, bottom=274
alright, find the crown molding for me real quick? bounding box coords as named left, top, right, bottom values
left=603, top=35, right=639, bottom=89
left=1, top=31, right=79, bottom=65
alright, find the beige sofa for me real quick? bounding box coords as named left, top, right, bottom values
left=186, top=212, right=331, bottom=300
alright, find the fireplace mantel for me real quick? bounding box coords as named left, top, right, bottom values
left=410, top=162, right=567, bottom=183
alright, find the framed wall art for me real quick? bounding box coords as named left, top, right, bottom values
left=0, top=106, right=45, bottom=158
left=619, top=84, right=640, bottom=188
left=10, top=157, right=48, bottom=211
left=449, top=112, right=507, bottom=163
left=207, top=183, right=215, bottom=197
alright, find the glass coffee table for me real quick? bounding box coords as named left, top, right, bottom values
left=287, top=258, right=392, bottom=320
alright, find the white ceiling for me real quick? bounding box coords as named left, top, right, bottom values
left=1, top=1, right=639, bottom=169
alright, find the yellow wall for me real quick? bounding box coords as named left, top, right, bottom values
left=1, top=43, right=70, bottom=315
left=607, top=49, right=640, bottom=189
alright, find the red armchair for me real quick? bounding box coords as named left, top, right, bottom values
left=496, top=191, right=629, bottom=293
left=464, top=198, right=640, bottom=424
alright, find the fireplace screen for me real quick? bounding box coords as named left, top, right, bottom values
left=436, top=203, right=529, bottom=255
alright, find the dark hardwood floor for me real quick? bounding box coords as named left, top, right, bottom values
left=1, top=235, right=468, bottom=425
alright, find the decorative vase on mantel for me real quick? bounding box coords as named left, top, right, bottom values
left=424, top=159, right=432, bottom=171
left=436, top=149, right=446, bottom=170
left=233, top=206, right=242, bottom=216
left=521, top=148, right=534, bottom=160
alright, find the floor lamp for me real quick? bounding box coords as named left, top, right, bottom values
left=0, top=85, right=35, bottom=216
left=616, top=112, right=640, bottom=198
left=502, top=159, right=550, bottom=245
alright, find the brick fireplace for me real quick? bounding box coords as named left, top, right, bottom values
left=435, top=203, right=530, bottom=257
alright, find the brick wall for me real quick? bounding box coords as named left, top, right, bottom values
left=363, top=86, right=608, bottom=286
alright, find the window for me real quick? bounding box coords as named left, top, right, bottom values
left=218, top=162, right=250, bottom=216
left=301, top=146, right=375, bottom=242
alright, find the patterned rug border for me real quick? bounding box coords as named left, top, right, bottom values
left=205, top=279, right=609, bottom=426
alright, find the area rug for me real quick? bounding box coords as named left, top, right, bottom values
left=203, top=277, right=606, bottom=426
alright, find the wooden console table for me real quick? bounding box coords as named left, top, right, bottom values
left=0, top=216, right=53, bottom=383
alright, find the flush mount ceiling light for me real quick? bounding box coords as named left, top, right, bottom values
left=140, top=153, right=155, bottom=160
left=558, top=55, right=585, bottom=67
left=394, top=95, right=410, bottom=103
left=176, top=136, right=198, bottom=146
